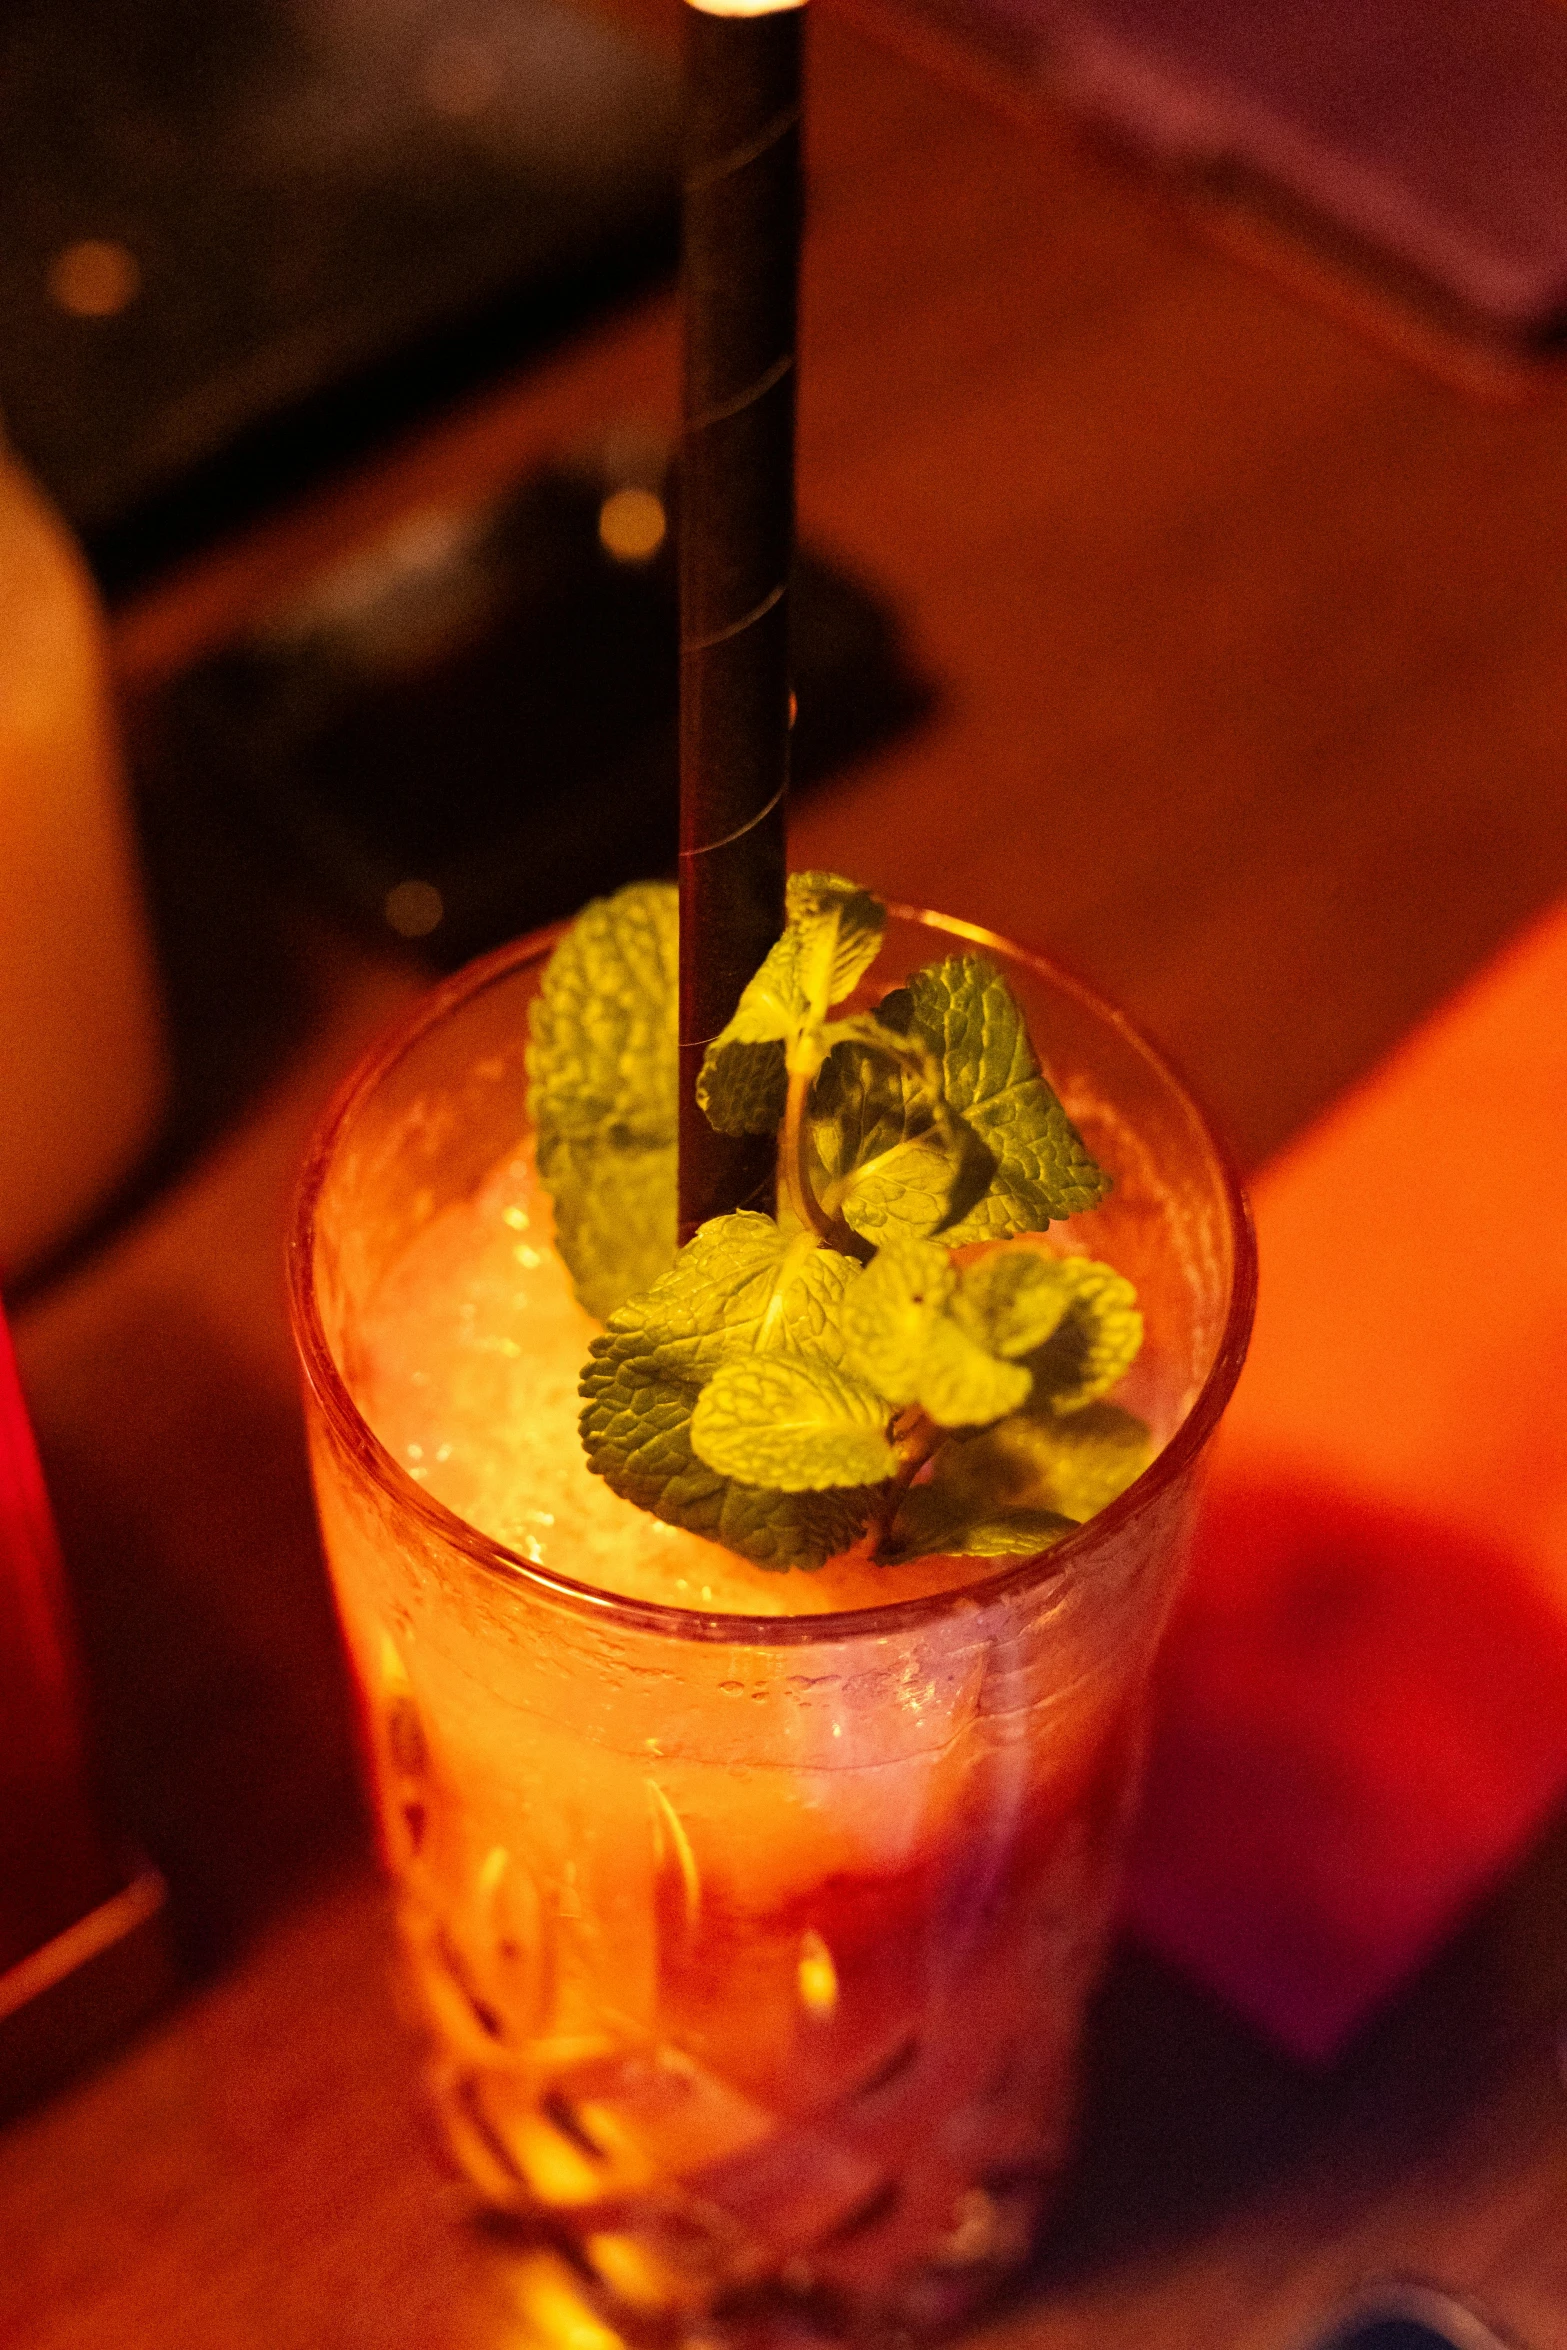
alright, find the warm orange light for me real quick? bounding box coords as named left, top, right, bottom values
left=796, top=1926, right=838, bottom=2016
left=49, top=240, right=140, bottom=318
left=598, top=488, right=666, bottom=564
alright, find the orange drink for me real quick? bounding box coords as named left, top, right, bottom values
left=290, top=911, right=1252, bottom=2335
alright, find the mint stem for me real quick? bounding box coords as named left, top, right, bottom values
left=783, top=1068, right=831, bottom=1239
left=872, top=1409, right=946, bottom=1551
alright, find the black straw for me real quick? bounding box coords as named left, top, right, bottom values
left=677, top=0, right=803, bottom=1244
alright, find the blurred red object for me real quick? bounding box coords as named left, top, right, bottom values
left=0, top=1302, right=120, bottom=1971
left=0, top=1300, right=169, bottom=2114
left=1126, top=897, right=1567, bottom=2060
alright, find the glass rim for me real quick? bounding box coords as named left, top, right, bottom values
left=288, top=905, right=1257, bottom=1649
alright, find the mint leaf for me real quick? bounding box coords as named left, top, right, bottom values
left=695, top=1039, right=789, bottom=1137
left=581, top=1352, right=873, bottom=1569
left=697, top=876, right=887, bottom=1141
left=784, top=871, right=886, bottom=1005
left=877, top=1400, right=1150, bottom=1564
left=840, top=1238, right=953, bottom=1404
left=692, top=932, right=799, bottom=1139
left=528, top=881, right=677, bottom=1139
left=948, top=1248, right=1077, bottom=1359
left=879, top=1486, right=1076, bottom=1565
left=535, top=1135, right=676, bottom=1326
left=810, top=1035, right=993, bottom=1248
left=885, top=957, right=1109, bottom=1238
left=527, top=883, right=679, bottom=1317
left=1035, top=1402, right=1153, bottom=1517
left=843, top=1240, right=1073, bottom=1430
left=842, top=1127, right=966, bottom=1245
left=1023, top=1254, right=1143, bottom=1413
left=691, top=1356, right=898, bottom=1490
left=579, top=1215, right=881, bottom=1568
left=714, top=1478, right=881, bottom=1572
left=583, top=1213, right=857, bottom=1385
left=914, top=1317, right=1032, bottom=1428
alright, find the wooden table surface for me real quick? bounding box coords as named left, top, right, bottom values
left=8, top=2, right=1567, bottom=2343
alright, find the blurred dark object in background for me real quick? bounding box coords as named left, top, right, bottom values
left=141, top=442, right=935, bottom=973
left=925, top=0, right=1567, bottom=373
left=0, top=0, right=679, bottom=596
left=1293, top=2281, right=1518, bottom=2350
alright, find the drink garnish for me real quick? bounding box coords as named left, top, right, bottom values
left=526, top=882, right=678, bottom=1320
left=528, top=875, right=1151, bottom=1570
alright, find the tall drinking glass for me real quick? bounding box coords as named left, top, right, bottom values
left=289, top=910, right=1254, bottom=2338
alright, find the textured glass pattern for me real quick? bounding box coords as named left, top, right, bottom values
left=291, top=916, right=1252, bottom=2336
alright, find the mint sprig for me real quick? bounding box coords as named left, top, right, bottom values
left=529, top=875, right=1151, bottom=1571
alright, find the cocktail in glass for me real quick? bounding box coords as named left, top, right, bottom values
left=289, top=909, right=1253, bottom=2338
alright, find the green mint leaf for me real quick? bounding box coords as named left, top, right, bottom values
left=582, top=1351, right=874, bottom=1569
left=948, top=1248, right=1076, bottom=1359
left=704, top=949, right=800, bottom=1046
left=1021, top=1254, right=1143, bottom=1413
left=550, top=876, right=1147, bottom=1578
left=583, top=1213, right=858, bottom=1386
left=809, top=1026, right=993, bottom=1248
left=535, top=1135, right=676, bottom=1325
left=840, top=1238, right=954, bottom=1404
left=695, top=1039, right=789, bottom=1137
left=691, top=1356, right=898, bottom=1490
left=1036, top=1402, right=1153, bottom=1516
left=842, top=1127, right=966, bottom=1245
left=878, top=1486, right=1077, bottom=1565
left=712, top=1478, right=881, bottom=1572
left=527, top=881, right=677, bottom=1141
left=809, top=1036, right=917, bottom=1200
left=579, top=1216, right=880, bottom=1569
left=914, top=1317, right=1032, bottom=1427
left=697, top=876, right=887, bottom=1141
left=877, top=1400, right=1151, bottom=1563
left=526, top=883, right=679, bottom=1317
left=841, top=1239, right=1032, bottom=1429
left=885, top=956, right=1109, bottom=1238
left=784, top=871, right=887, bottom=1006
